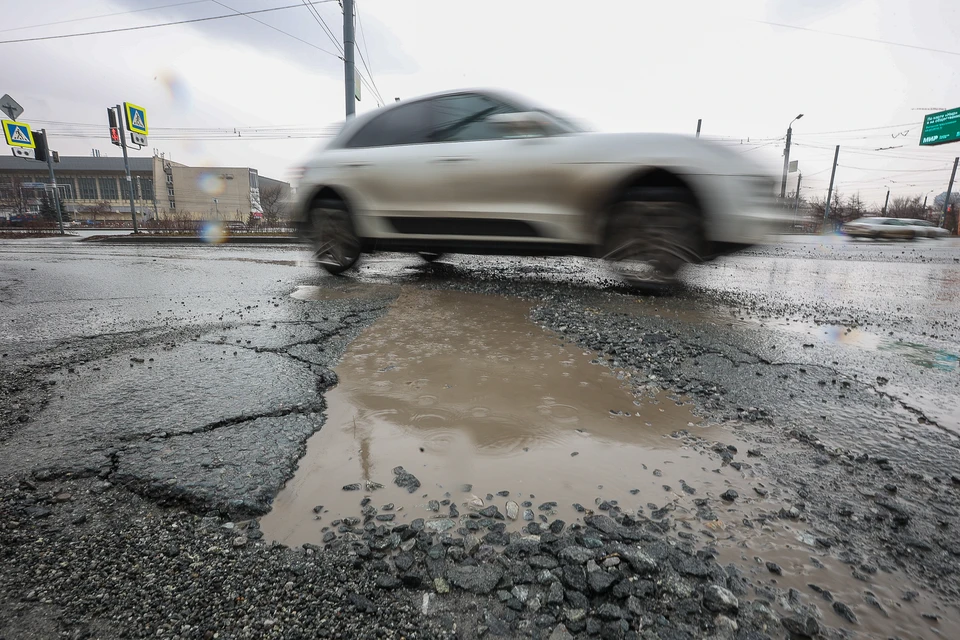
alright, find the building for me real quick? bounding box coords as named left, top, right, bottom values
left=0, top=154, right=288, bottom=224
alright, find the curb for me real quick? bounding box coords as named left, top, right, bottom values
left=82, top=235, right=301, bottom=245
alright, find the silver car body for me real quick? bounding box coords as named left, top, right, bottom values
left=293, top=89, right=785, bottom=256
left=843, top=217, right=948, bottom=240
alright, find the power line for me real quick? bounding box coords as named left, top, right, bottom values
left=211, top=0, right=341, bottom=59
left=0, top=1, right=339, bottom=45
left=355, top=2, right=385, bottom=106
left=753, top=19, right=960, bottom=57
left=300, top=0, right=344, bottom=54
left=0, top=0, right=212, bottom=34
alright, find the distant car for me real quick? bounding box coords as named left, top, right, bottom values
left=842, top=217, right=934, bottom=240
left=293, top=89, right=786, bottom=288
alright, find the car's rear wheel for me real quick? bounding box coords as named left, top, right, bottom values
left=602, top=188, right=702, bottom=290
left=309, top=198, right=360, bottom=275
left=418, top=252, right=444, bottom=263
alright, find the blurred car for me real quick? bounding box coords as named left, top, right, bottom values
left=905, top=219, right=949, bottom=238
left=293, top=89, right=785, bottom=287
left=843, top=217, right=947, bottom=240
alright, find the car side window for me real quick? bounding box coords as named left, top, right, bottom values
left=345, top=101, right=434, bottom=149
left=428, top=94, right=519, bottom=143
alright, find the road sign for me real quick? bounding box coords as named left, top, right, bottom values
left=124, top=102, right=148, bottom=135
left=2, top=120, right=35, bottom=148
left=920, top=107, right=960, bottom=146
left=130, top=132, right=147, bottom=146
left=788, top=160, right=798, bottom=173
left=0, top=94, right=23, bottom=121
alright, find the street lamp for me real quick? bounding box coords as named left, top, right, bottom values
left=780, top=113, right=804, bottom=199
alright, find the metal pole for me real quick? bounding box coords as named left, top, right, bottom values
left=794, top=172, right=802, bottom=215
left=943, top=157, right=958, bottom=232
left=117, top=104, right=139, bottom=233
left=823, top=145, right=840, bottom=223
left=696, top=119, right=702, bottom=138
left=40, top=129, right=65, bottom=235
left=780, top=126, right=793, bottom=198
left=882, top=189, right=890, bottom=216
left=343, top=0, right=356, bottom=118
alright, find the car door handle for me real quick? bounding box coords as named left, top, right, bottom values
left=432, top=157, right=474, bottom=163
left=340, top=162, right=371, bottom=168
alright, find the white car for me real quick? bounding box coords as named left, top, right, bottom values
left=293, top=89, right=786, bottom=287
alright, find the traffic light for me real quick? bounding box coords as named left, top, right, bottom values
left=108, top=108, right=121, bottom=147
left=33, top=130, right=48, bottom=162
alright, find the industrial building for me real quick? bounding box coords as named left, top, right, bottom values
left=0, top=154, right=289, bottom=224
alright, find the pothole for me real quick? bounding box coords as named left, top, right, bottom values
left=261, top=288, right=744, bottom=545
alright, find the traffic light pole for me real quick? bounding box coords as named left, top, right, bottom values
left=116, top=104, right=139, bottom=233
left=39, top=129, right=64, bottom=235
left=944, top=157, right=958, bottom=233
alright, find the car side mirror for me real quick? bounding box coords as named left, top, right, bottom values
left=486, top=111, right=550, bottom=137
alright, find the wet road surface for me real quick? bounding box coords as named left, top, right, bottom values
left=2, top=234, right=959, bottom=639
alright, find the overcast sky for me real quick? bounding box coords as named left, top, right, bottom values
left=2, top=0, right=959, bottom=205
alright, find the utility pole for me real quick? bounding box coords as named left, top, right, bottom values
left=696, top=119, right=702, bottom=138
left=780, top=113, right=804, bottom=198
left=115, top=104, right=139, bottom=233
left=794, top=172, right=802, bottom=215
left=39, top=129, right=64, bottom=235
left=943, top=157, right=958, bottom=232
left=343, top=0, right=356, bottom=118
left=823, top=145, right=840, bottom=224
left=882, top=188, right=891, bottom=216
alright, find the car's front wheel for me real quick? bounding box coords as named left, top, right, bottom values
left=309, top=198, right=360, bottom=275
left=602, top=188, right=702, bottom=290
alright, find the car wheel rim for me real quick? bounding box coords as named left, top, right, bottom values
left=311, top=208, right=358, bottom=268
left=602, top=201, right=698, bottom=283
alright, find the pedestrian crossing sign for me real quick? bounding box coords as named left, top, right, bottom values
left=124, top=102, right=148, bottom=135
left=2, top=120, right=35, bottom=148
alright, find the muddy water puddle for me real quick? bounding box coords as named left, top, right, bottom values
left=260, top=285, right=958, bottom=638
left=262, top=288, right=747, bottom=545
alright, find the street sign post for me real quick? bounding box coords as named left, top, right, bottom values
left=0, top=94, right=24, bottom=121
left=920, top=107, right=960, bottom=146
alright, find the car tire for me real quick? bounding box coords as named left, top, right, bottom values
left=418, top=252, right=444, bottom=263
left=602, top=188, right=702, bottom=291
left=308, top=198, right=361, bottom=275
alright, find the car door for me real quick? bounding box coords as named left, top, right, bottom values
left=331, top=100, right=438, bottom=220
left=420, top=93, right=582, bottom=243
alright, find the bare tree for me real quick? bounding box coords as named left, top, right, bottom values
left=0, top=175, right=28, bottom=217
left=258, top=184, right=286, bottom=227
left=809, top=195, right=827, bottom=218
left=888, top=195, right=924, bottom=218
left=846, top=193, right=867, bottom=220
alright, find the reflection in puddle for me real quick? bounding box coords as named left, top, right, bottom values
left=769, top=321, right=959, bottom=371
left=261, top=288, right=740, bottom=547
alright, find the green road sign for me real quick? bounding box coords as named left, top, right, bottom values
left=920, top=107, right=960, bottom=146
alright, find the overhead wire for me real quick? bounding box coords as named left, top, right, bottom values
left=0, top=0, right=212, bottom=34
left=211, top=0, right=340, bottom=58
left=753, top=19, right=960, bottom=57
left=355, top=2, right=385, bottom=106
left=0, top=1, right=339, bottom=45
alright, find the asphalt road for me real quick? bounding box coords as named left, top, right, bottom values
left=1, top=234, right=959, bottom=639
